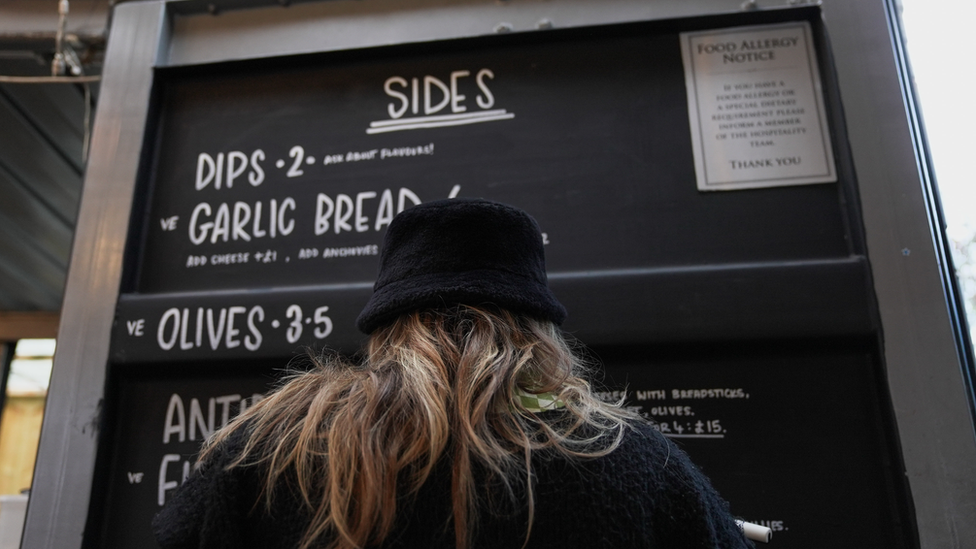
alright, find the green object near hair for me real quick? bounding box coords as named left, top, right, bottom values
left=515, top=387, right=565, bottom=412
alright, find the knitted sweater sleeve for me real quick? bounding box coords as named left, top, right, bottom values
left=524, top=422, right=754, bottom=549
left=151, top=438, right=252, bottom=549
left=639, top=425, right=754, bottom=549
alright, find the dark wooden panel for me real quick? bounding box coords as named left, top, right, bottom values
left=0, top=91, right=82, bottom=224
left=0, top=168, right=73, bottom=265
left=0, top=83, right=87, bottom=172
left=0, top=80, right=86, bottom=312
left=0, top=260, right=62, bottom=311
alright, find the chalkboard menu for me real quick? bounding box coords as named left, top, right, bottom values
left=95, top=7, right=917, bottom=549
left=112, top=10, right=853, bottom=361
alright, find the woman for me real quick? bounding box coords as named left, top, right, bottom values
left=153, top=198, right=752, bottom=549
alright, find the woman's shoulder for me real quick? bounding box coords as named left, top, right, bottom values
left=533, top=420, right=686, bottom=484
left=528, top=419, right=753, bottom=548
left=590, top=420, right=731, bottom=501
left=615, top=420, right=675, bottom=460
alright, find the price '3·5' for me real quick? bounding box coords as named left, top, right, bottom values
left=154, top=304, right=333, bottom=352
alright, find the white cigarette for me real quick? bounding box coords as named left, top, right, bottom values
left=735, top=520, right=772, bottom=543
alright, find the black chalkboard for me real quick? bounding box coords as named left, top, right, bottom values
left=598, top=338, right=912, bottom=549
left=135, top=26, right=849, bottom=296
left=94, top=6, right=917, bottom=549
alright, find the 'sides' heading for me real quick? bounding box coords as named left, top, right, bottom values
left=369, top=68, right=515, bottom=134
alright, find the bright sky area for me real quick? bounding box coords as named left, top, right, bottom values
left=901, top=0, right=976, bottom=237
left=900, top=0, right=976, bottom=341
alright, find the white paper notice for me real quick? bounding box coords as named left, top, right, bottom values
left=680, top=22, right=836, bottom=191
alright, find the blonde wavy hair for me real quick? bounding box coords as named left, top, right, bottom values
left=202, top=305, right=635, bottom=549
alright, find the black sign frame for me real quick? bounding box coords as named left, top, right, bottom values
left=84, top=6, right=920, bottom=549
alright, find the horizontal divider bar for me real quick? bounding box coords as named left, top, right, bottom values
left=554, top=256, right=874, bottom=345
left=111, top=256, right=874, bottom=363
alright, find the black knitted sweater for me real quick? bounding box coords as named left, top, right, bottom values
left=153, top=421, right=753, bottom=549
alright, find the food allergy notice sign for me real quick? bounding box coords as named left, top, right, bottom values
left=680, top=22, right=836, bottom=191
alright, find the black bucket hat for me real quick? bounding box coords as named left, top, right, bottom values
left=356, top=198, right=567, bottom=334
